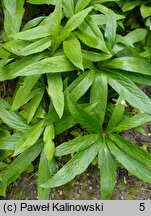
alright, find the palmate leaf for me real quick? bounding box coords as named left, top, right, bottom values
left=41, top=140, right=100, bottom=189
left=107, top=71, right=151, bottom=114
left=13, top=120, right=45, bottom=156
left=112, top=112, right=151, bottom=132
left=0, top=140, right=43, bottom=196
left=98, top=137, right=116, bottom=199
left=3, top=0, right=25, bottom=37
left=55, top=133, right=99, bottom=156
left=11, top=75, right=40, bottom=111
left=106, top=92, right=125, bottom=133
left=47, top=73, right=64, bottom=118
left=90, top=72, right=108, bottom=126
left=109, top=134, right=151, bottom=169
left=107, top=138, right=151, bottom=184
left=63, top=33, right=83, bottom=70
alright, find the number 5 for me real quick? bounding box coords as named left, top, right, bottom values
left=139, top=203, right=145, bottom=211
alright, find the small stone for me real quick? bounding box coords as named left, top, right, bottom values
left=59, top=191, right=63, bottom=195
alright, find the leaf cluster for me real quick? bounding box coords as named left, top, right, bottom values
left=0, top=0, right=151, bottom=199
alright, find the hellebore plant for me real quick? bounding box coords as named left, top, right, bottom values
left=0, top=0, right=151, bottom=199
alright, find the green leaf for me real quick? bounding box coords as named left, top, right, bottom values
left=76, top=23, right=101, bottom=50
left=106, top=92, right=125, bottom=132
left=58, top=6, right=93, bottom=44
left=122, top=1, right=140, bottom=12
left=55, top=133, right=99, bottom=156
left=110, top=70, right=151, bottom=86
left=106, top=57, right=151, bottom=76
left=0, top=140, right=43, bottom=196
left=109, top=134, right=151, bottom=169
left=47, top=73, right=64, bottom=118
left=43, top=124, right=55, bottom=162
left=67, top=94, right=101, bottom=133
left=22, top=16, right=45, bottom=31
left=0, top=98, right=29, bottom=132
left=41, top=140, right=100, bottom=189
left=86, top=16, right=109, bottom=53
left=113, top=113, right=151, bottom=133
left=90, top=72, right=108, bottom=126
left=14, top=120, right=45, bottom=156
left=3, top=0, right=25, bottom=37
left=63, top=33, right=83, bottom=70
left=116, top=29, right=147, bottom=47
left=91, top=0, right=120, bottom=4
left=0, top=134, right=22, bottom=150
left=94, top=4, right=124, bottom=20
left=62, top=0, right=74, bottom=18
left=14, top=55, right=77, bottom=77
left=76, top=18, right=109, bottom=53
left=98, top=137, right=116, bottom=199
left=3, top=37, right=51, bottom=56
left=82, top=50, right=111, bottom=62
left=11, top=75, right=40, bottom=111
left=75, top=0, right=92, bottom=13
left=11, top=15, right=53, bottom=40
left=107, top=71, right=151, bottom=114
left=0, top=54, right=45, bottom=81
left=105, top=10, right=116, bottom=50
left=26, top=87, right=45, bottom=123
left=27, top=0, right=53, bottom=4
left=54, top=111, right=76, bottom=135
left=38, top=151, right=50, bottom=201
left=38, top=151, right=54, bottom=200
left=141, top=5, right=151, bottom=19
left=107, top=138, right=151, bottom=184
left=51, top=0, right=62, bottom=54
left=66, top=70, right=94, bottom=102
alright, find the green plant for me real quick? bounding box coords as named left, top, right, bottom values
left=0, top=0, right=151, bottom=200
